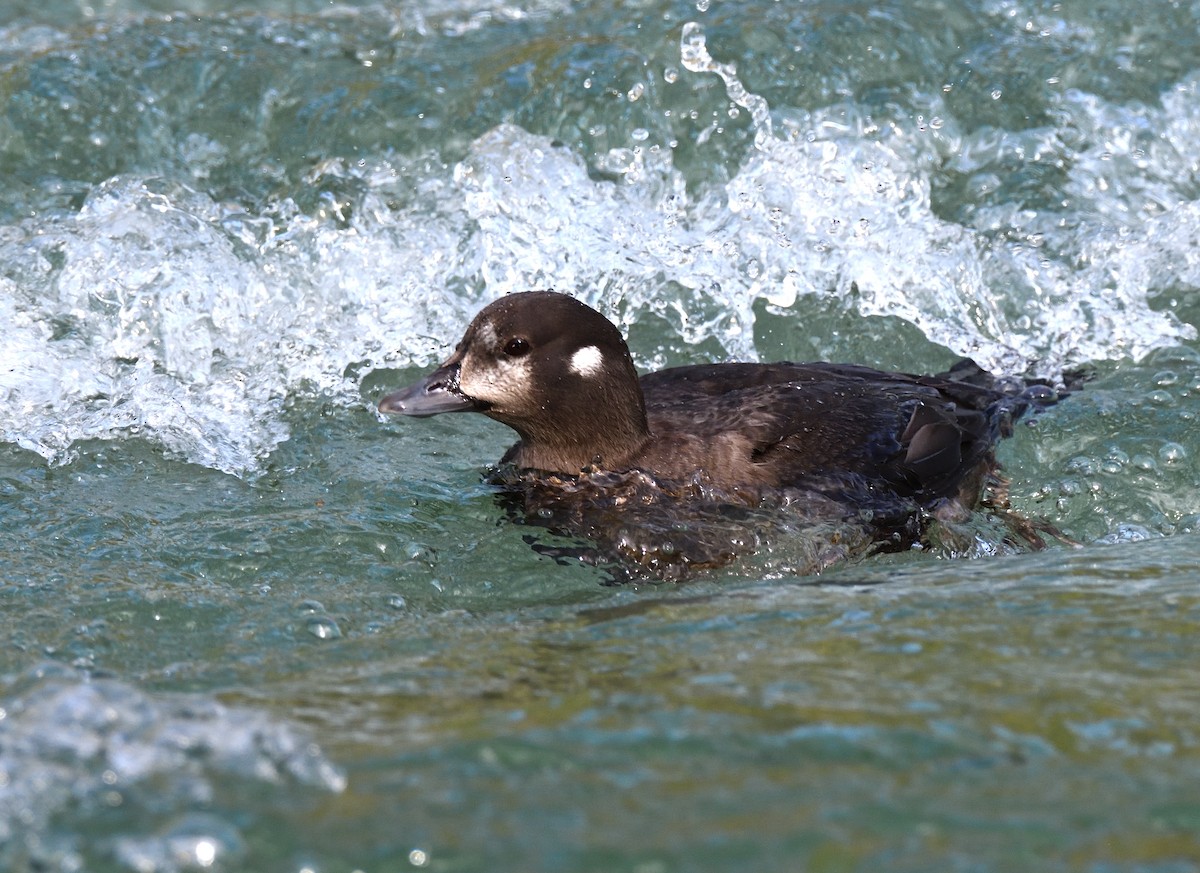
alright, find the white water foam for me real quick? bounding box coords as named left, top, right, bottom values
left=677, top=22, right=1196, bottom=377
left=0, top=22, right=1196, bottom=475
left=0, top=171, right=484, bottom=475
left=0, top=672, right=344, bottom=871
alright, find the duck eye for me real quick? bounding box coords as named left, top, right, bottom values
left=503, top=337, right=531, bottom=357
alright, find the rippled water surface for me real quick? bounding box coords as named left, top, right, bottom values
left=3, top=0, right=1200, bottom=870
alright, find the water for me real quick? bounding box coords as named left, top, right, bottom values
left=2, top=0, right=1200, bottom=869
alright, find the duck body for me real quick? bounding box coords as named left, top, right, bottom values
left=628, top=360, right=1015, bottom=504
left=379, top=291, right=1058, bottom=579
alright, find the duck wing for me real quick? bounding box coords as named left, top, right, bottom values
left=639, top=361, right=1021, bottom=506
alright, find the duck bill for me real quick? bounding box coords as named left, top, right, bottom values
left=378, top=363, right=479, bottom=417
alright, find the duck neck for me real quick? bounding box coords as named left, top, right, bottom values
left=502, top=372, right=650, bottom=475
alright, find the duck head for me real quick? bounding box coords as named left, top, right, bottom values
left=379, top=291, right=650, bottom=473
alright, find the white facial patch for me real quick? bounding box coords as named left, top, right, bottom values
left=569, top=345, right=604, bottom=378
left=459, top=355, right=532, bottom=405
left=456, top=319, right=535, bottom=409
left=474, top=322, right=499, bottom=348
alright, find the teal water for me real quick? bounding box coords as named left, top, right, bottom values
left=3, top=0, right=1200, bottom=870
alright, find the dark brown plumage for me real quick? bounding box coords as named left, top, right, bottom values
left=379, top=291, right=1061, bottom=579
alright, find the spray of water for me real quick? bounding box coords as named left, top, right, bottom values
left=0, top=18, right=1195, bottom=476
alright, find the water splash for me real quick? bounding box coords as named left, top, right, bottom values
left=680, top=21, right=774, bottom=152
left=0, top=171, right=482, bottom=475
left=674, top=22, right=1196, bottom=377
left=0, top=673, right=344, bottom=872
left=0, top=16, right=1196, bottom=476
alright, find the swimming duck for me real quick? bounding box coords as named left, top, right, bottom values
left=379, top=291, right=1060, bottom=579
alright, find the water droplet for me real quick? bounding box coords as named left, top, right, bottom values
left=991, top=89, right=1003, bottom=100
left=627, top=82, right=645, bottom=102
left=679, top=21, right=773, bottom=149
left=387, top=595, right=407, bottom=610
left=296, top=599, right=325, bottom=614
left=1177, top=514, right=1200, bottom=534
left=195, top=839, right=217, bottom=866
left=305, top=616, right=342, bottom=641
left=695, top=0, right=710, bottom=10
left=663, top=67, right=679, bottom=83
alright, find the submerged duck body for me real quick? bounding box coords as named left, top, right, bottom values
left=380, top=291, right=1057, bottom=579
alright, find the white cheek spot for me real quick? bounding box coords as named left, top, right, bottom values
left=570, top=345, right=604, bottom=378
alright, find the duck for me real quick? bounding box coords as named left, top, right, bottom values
left=378, top=291, right=1064, bottom=580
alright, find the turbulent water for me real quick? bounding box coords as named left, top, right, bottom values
left=2, top=0, right=1200, bottom=870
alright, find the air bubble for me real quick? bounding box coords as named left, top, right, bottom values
left=1099, top=523, right=1154, bottom=544
left=405, top=542, right=436, bottom=565
left=1065, top=456, right=1097, bottom=475
left=305, top=616, right=343, bottom=641
left=1159, top=442, right=1187, bottom=463
left=1101, top=449, right=1128, bottom=474
left=1131, top=454, right=1157, bottom=473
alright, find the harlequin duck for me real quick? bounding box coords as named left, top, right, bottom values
left=379, top=291, right=1063, bottom=580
